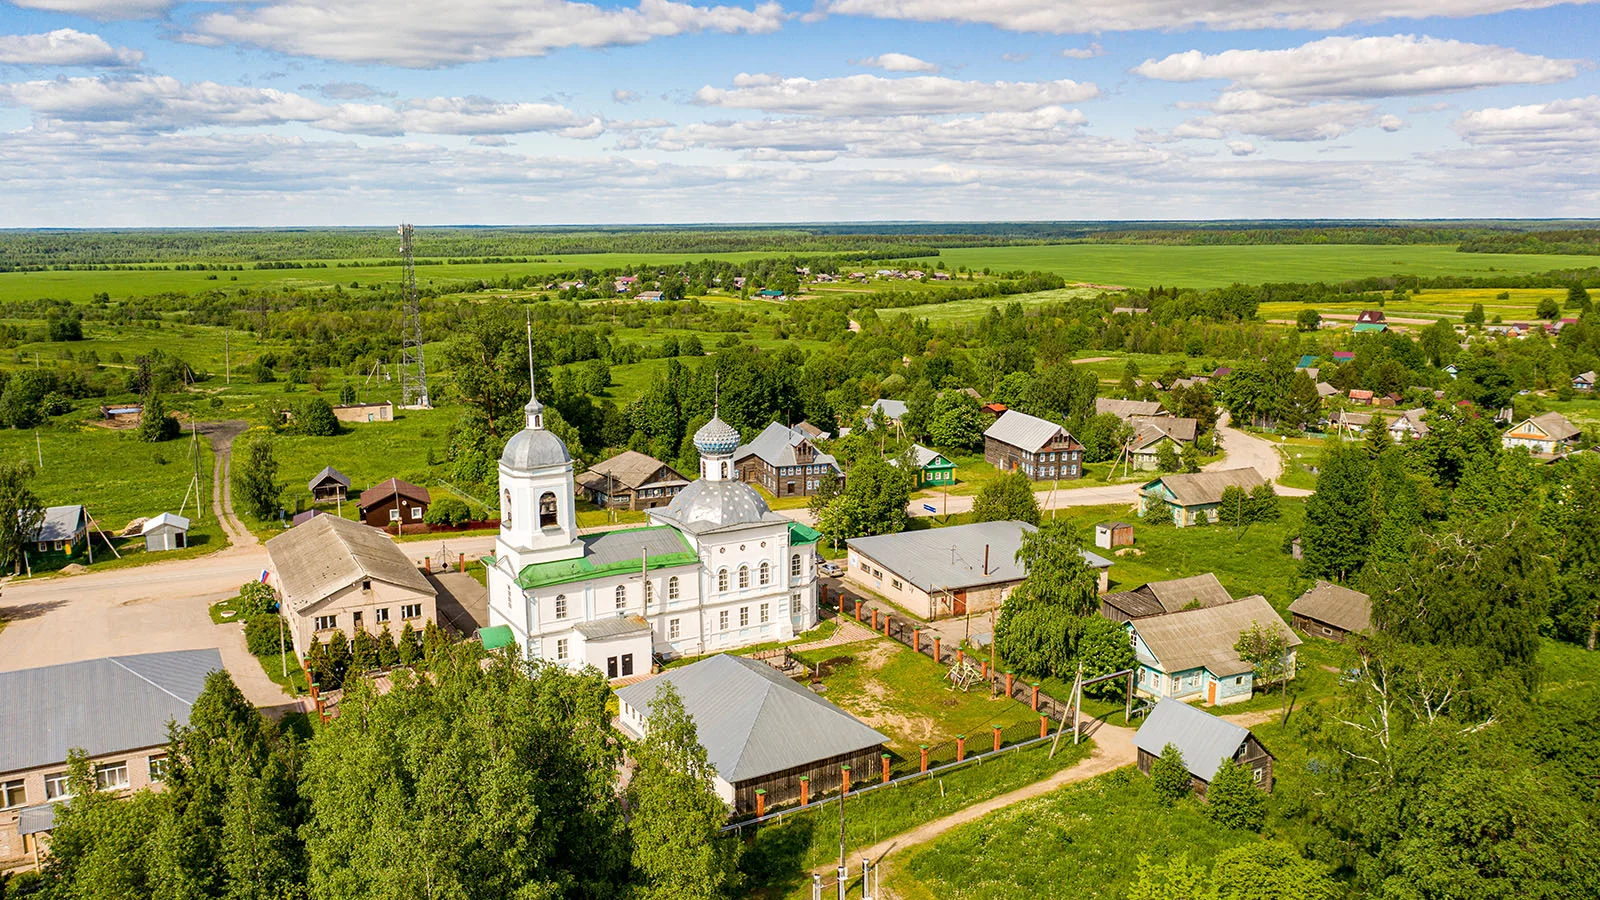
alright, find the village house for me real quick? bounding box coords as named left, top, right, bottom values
left=983, top=409, right=1084, bottom=481
left=1101, top=572, right=1236, bottom=622
left=1332, top=351, right=1355, bottom=363
left=863, top=398, right=908, bottom=429
left=792, top=420, right=830, bottom=441
left=308, top=466, right=351, bottom=504
left=1348, top=389, right=1374, bottom=406
left=845, top=520, right=1111, bottom=620
left=1134, top=698, right=1275, bottom=797
left=97, top=403, right=142, bottom=424
left=1574, top=371, right=1596, bottom=392
left=1127, top=416, right=1199, bottom=471
left=486, top=390, right=822, bottom=669
left=617, top=654, right=888, bottom=814
left=0, top=649, right=222, bottom=869
left=357, top=477, right=431, bottom=530
left=889, top=444, right=955, bottom=488
left=1137, top=467, right=1267, bottom=528
left=1388, top=408, right=1430, bottom=441
left=1127, top=594, right=1301, bottom=707
left=1501, top=411, right=1581, bottom=457
left=574, top=450, right=690, bottom=511
left=265, top=514, right=438, bottom=658
left=1095, top=398, right=1167, bottom=422
left=1289, top=581, right=1372, bottom=642
left=636, top=290, right=664, bottom=302
left=139, top=512, right=189, bottom=552
left=1356, top=310, right=1386, bottom=325
left=979, top=402, right=1008, bottom=418
left=1334, top=410, right=1373, bottom=435
left=331, top=401, right=393, bottom=423
left=30, top=505, right=87, bottom=560
left=733, top=422, right=843, bottom=498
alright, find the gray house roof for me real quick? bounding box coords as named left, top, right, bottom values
left=1134, top=698, right=1257, bottom=783
left=616, top=654, right=888, bottom=784
left=1131, top=594, right=1300, bottom=678
left=983, top=410, right=1078, bottom=453
left=1096, top=398, right=1166, bottom=421
left=0, top=649, right=222, bottom=774
left=266, top=514, right=434, bottom=612
left=308, top=466, right=350, bottom=492
left=1289, top=581, right=1371, bottom=634
left=1105, top=573, right=1236, bottom=620
left=847, top=520, right=1110, bottom=594
left=574, top=614, right=652, bottom=641
left=32, top=505, right=85, bottom=543
left=734, top=422, right=841, bottom=471
left=1142, top=468, right=1265, bottom=507
left=1130, top=417, right=1198, bottom=450
left=140, top=512, right=190, bottom=535
left=868, top=398, right=908, bottom=421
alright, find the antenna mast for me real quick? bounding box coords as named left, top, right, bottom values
left=398, top=224, right=430, bottom=409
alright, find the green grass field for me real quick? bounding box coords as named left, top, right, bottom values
left=1259, top=286, right=1572, bottom=324
left=888, top=287, right=1109, bottom=325
left=914, top=245, right=1585, bottom=289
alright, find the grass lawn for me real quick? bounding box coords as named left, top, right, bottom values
left=752, top=484, right=814, bottom=510
left=1258, top=286, right=1571, bottom=324
left=741, top=739, right=1094, bottom=900
left=887, top=287, right=1110, bottom=326
left=1276, top=437, right=1327, bottom=491
left=891, top=768, right=1260, bottom=900
left=661, top=616, right=847, bottom=670
left=792, top=638, right=1040, bottom=757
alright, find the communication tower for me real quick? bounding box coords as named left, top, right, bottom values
left=398, top=223, right=430, bottom=408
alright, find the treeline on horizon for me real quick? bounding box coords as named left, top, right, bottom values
left=3, top=220, right=1598, bottom=268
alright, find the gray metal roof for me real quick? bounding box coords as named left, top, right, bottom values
left=1130, top=594, right=1300, bottom=678
left=1141, top=467, right=1265, bottom=507
left=734, top=422, right=841, bottom=470
left=139, top=512, right=190, bottom=535
left=983, top=409, right=1076, bottom=453
left=1134, top=698, right=1252, bottom=783
left=500, top=427, right=573, bottom=470
left=32, top=505, right=85, bottom=543
left=649, top=479, right=789, bottom=535
left=575, top=614, right=652, bottom=641
left=0, top=649, right=221, bottom=774
left=616, top=654, right=887, bottom=784
left=1105, top=573, right=1236, bottom=620
left=266, top=514, right=434, bottom=612
left=17, top=803, right=56, bottom=835
left=1096, top=398, right=1166, bottom=421
left=867, top=398, right=908, bottom=422
left=888, top=444, right=948, bottom=470
left=847, top=521, right=1110, bottom=594
left=308, top=466, right=350, bottom=492
left=583, top=527, right=695, bottom=567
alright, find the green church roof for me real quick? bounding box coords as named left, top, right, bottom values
left=516, top=526, right=698, bottom=590
left=787, top=521, right=823, bottom=545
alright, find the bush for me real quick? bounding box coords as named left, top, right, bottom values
left=1206, top=759, right=1266, bottom=831
left=237, top=580, right=277, bottom=616
left=1152, top=743, right=1191, bottom=803
left=423, top=496, right=472, bottom=527
left=288, top=396, right=339, bottom=436
left=244, top=615, right=286, bottom=657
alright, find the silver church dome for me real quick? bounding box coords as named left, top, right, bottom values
left=500, top=427, right=571, bottom=470
left=694, top=415, right=741, bottom=456
left=658, top=479, right=772, bottom=531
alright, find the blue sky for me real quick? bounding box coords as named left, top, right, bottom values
left=0, top=0, right=1596, bottom=225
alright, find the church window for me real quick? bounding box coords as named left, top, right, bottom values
left=554, top=594, right=567, bottom=619
left=760, top=603, right=769, bottom=623
left=759, top=561, right=771, bottom=586
left=717, top=569, right=729, bottom=592
left=791, top=554, right=802, bottom=578
left=669, top=618, right=680, bottom=639
left=502, top=489, right=511, bottom=527
left=556, top=639, right=568, bottom=661
left=738, top=565, right=750, bottom=589
left=538, top=491, right=558, bottom=529
left=739, top=607, right=749, bottom=627
left=718, top=610, right=729, bottom=630
left=615, top=585, right=626, bottom=611
left=668, top=576, right=680, bottom=600
left=644, top=581, right=654, bottom=603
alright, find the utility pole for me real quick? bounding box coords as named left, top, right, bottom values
left=34, top=430, right=41, bottom=469
left=224, top=329, right=230, bottom=385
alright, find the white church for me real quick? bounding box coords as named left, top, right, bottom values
left=486, top=384, right=822, bottom=678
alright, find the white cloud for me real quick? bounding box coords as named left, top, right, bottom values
left=6, top=0, right=171, bottom=19
left=1060, top=42, right=1102, bottom=59
left=613, top=89, right=642, bottom=103
left=1226, top=140, right=1256, bottom=155
left=853, top=52, right=940, bottom=73
left=0, top=29, right=143, bottom=67
left=183, top=0, right=786, bottom=68
left=1001, top=52, right=1030, bottom=62
left=304, top=82, right=393, bottom=101
left=1379, top=113, right=1405, bottom=131
left=1134, top=35, right=1580, bottom=99
left=813, top=0, right=1599, bottom=34
left=0, top=76, right=603, bottom=138
left=1153, top=91, right=1383, bottom=142
left=693, top=72, right=1097, bottom=115
left=1454, top=95, right=1600, bottom=151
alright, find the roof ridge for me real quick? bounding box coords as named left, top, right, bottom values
left=105, top=656, right=196, bottom=708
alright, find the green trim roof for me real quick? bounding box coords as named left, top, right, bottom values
left=1352, top=322, right=1387, bottom=334
left=478, top=625, right=515, bottom=650
left=515, top=526, right=697, bottom=590
left=787, top=521, right=823, bottom=545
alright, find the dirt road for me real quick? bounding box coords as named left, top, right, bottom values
left=1205, top=413, right=1313, bottom=497
left=199, top=420, right=257, bottom=547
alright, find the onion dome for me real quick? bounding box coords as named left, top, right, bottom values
left=694, top=415, right=741, bottom=457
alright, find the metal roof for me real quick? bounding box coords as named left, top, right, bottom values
left=1105, top=573, right=1235, bottom=620
left=139, top=512, right=190, bottom=534
left=516, top=526, right=698, bottom=590
left=1130, top=595, right=1300, bottom=678
left=868, top=398, right=908, bottom=420
left=847, top=520, right=1109, bottom=595
left=1095, top=398, right=1166, bottom=421
left=1289, top=581, right=1371, bottom=634
left=266, top=514, right=435, bottom=611
left=888, top=444, right=951, bottom=470
left=308, top=466, right=350, bottom=492
left=734, top=422, right=841, bottom=470
left=1141, top=467, right=1265, bottom=507
left=574, top=614, right=652, bottom=641
left=32, top=505, right=85, bottom=543
left=616, top=654, right=888, bottom=784
left=357, top=478, right=431, bottom=509
left=1134, top=698, right=1253, bottom=783
left=17, top=803, right=56, bottom=835
left=649, top=479, right=790, bottom=535
left=577, top=451, right=684, bottom=491
left=0, top=649, right=221, bottom=774
left=983, top=409, right=1077, bottom=453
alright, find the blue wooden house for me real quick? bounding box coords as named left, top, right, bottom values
left=1125, top=594, right=1300, bottom=707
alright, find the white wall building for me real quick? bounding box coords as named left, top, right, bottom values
left=486, top=386, right=821, bottom=677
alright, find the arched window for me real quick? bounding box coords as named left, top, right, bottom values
left=722, top=462, right=730, bottom=479
left=644, top=580, right=654, bottom=603
left=717, top=569, right=729, bottom=592
left=790, top=553, right=802, bottom=578
left=502, top=489, right=512, bottom=527
left=759, top=561, right=771, bottom=586
left=738, top=565, right=750, bottom=589
left=668, top=576, right=680, bottom=600
left=538, top=491, right=558, bottom=529
left=554, top=594, right=567, bottom=619
left=615, top=585, right=626, bottom=611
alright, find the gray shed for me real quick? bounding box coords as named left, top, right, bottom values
left=140, top=512, right=190, bottom=552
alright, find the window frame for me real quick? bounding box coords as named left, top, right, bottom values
left=615, top=584, right=627, bottom=611
left=314, top=614, right=337, bottom=632
left=554, top=594, right=567, bottom=619
left=669, top=618, right=681, bottom=639
left=148, top=755, right=170, bottom=782
left=668, top=576, right=680, bottom=601
left=400, top=603, right=422, bottom=620
left=791, top=553, right=802, bottom=578
left=718, top=610, right=729, bottom=631
left=374, top=607, right=390, bottom=624
left=44, top=772, right=71, bottom=801
left=556, top=638, right=569, bottom=661
left=95, top=761, right=129, bottom=791
left=760, top=603, right=770, bottom=624
left=738, top=565, right=750, bottom=589
left=759, top=561, right=771, bottom=586
left=739, top=606, right=749, bottom=627
left=1, top=779, right=24, bottom=810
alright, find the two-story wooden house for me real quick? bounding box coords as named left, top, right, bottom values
left=733, top=422, right=844, bottom=498
left=982, top=410, right=1084, bottom=481
left=575, top=450, right=691, bottom=511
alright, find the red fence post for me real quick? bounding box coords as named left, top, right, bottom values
left=855, top=601, right=863, bottom=622
left=912, top=628, right=920, bottom=653
left=423, top=556, right=430, bottom=574
left=956, top=648, right=964, bottom=666
left=1005, top=672, right=1014, bottom=697
left=799, top=776, right=809, bottom=806
left=841, top=765, right=851, bottom=796
left=883, top=614, right=891, bottom=637
left=870, top=609, right=879, bottom=631
left=933, top=637, right=942, bottom=662
left=993, top=725, right=1002, bottom=753
left=981, top=660, right=989, bottom=679
left=956, top=735, right=966, bottom=762
left=881, top=754, right=891, bottom=784
left=755, top=789, right=766, bottom=818
left=1031, top=683, right=1040, bottom=711
left=919, top=745, right=929, bottom=773
left=458, top=552, right=465, bottom=572
left=1040, top=715, right=1049, bottom=739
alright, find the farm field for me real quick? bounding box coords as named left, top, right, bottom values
left=885, top=287, right=1109, bottom=325
left=1259, top=286, right=1572, bottom=324
left=916, top=244, right=1585, bottom=289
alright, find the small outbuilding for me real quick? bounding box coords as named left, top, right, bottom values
left=139, top=512, right=190, bottom=552
left=357, top=478, right=431, bottom=530
left=331, top=401, right=394, bottom=424
left=1135, top=698, right=1274, bottom=797
left=1094, top=522, right=1134, bottom=551
left=308, top=466, right=352, bottom=504
left=1288, top=581, right=1371, bottom=642
left=616, top=654, right=889, bottom=814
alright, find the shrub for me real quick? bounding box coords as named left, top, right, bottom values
left=244, top=615, right=286, bottom=657
left=1206, top=759, right=1266, bottom=831
left=237, top=580, right=277, bottom=616
left=423, top=496, right=471, bottom=527
left=288, top=396, right=339, bottom=436
left=1151, top=743, right=1191, bottom=803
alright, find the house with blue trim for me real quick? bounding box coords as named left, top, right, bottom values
left=1126, top=594, right=1300, bottom=707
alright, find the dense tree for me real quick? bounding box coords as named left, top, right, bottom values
left=288, top=396, right=339, bottom=437
left=136, top=393, right=181, bottom=442
left=1076, top=615, right=1136, bottom=699
left=927, top=390, right=983, bottom=449
left=1296, top=309, right=1321, bottom=331
left=1206, top=760, right=1265, bottom=831
left=1299, top=439, right=1371, bottom=581
left=814, top=454, right=909, bottom=546
left=1151, top=743, right=1190, bottom=804
left=0, top=460, right=43, bottom=574
left=993, top=521, right=1099, bottom=678
left=972, top=470, right=1041, bottom=525
left=233, top=434, right=281, bottom=520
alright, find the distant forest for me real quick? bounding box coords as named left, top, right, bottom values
left=1, top=219, right=1596, bottom=268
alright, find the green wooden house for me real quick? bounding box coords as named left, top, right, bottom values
left=893, top=444, right=956, bottom=488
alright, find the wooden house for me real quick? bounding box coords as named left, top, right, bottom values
left=1573, top=371, right=1596, bottom=392
left=308, top=466, right=351, bottom=504
left=1289, top=581, right=1371, bottom=642
left=889, top=444, right=955, bottom=488
left=733, top=423, right=844, bottom=498
left=1501, top=412, right=1581, bottom=457
left=357, top=478, right=431, bottom=530
left=1126, top=594, right=1300, bottom=707
left=983, top=410, right=1083, bottom=481
left=1134, top=698, right=1274, bottom=797
left=575, top=451, right=690, bottom=511
left=1127, top=416, right=1198, bottom=471
left=30, top=506, right=87, bottom=559
left=1137, top=468, right=1266, bottom=528
left=1101, top=572, right=1235, bottom=621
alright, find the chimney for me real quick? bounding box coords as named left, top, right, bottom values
left=983, top=544, right=990, bottom=576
